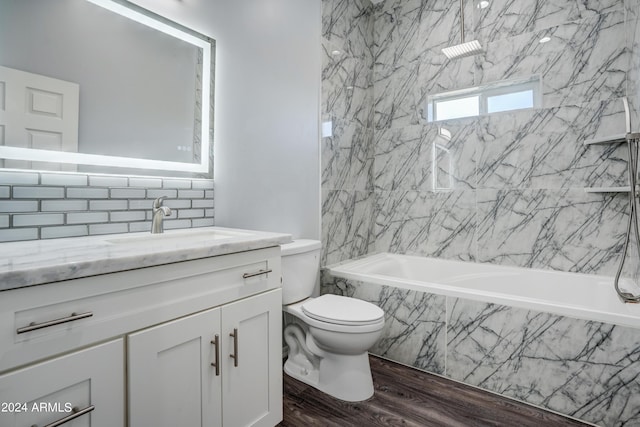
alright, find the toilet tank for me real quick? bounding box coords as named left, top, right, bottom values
left=281, top=239, right=322, bottom=304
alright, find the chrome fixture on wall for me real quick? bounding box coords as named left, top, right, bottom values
left=441, top=0, right=483, bottom=59
left=615, top=98, right=640, bottom=303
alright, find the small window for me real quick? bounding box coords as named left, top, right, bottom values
left=426, top=76, right=541, bottom=122
left=434, top=95, right=479, bottom=121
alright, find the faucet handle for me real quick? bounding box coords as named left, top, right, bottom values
left=153, top=196, right=168, bottom=208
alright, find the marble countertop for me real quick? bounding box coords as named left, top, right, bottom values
left=0, top=226, right=292, bottom=291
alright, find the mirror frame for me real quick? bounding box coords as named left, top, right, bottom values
left=0, top=0, right=213, bottom=175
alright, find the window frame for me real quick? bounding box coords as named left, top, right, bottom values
left=427, top=75, right=542, bottom=122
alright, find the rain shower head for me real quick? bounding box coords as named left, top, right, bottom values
left=442, top=0, right=483, bottom=60
left=442, top=40, right=483, bottom=59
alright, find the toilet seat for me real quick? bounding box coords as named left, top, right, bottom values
left=301, top=294, right=384, bottom=326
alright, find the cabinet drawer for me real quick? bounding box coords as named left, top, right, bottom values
left=0, top=247, right=281, bottom=373
left=0, top=339, right=124, bottom=427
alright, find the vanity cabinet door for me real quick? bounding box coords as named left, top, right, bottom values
left=221, top=289, right=282, bottom=427
left=0, top=339, right=124, bottom=427
left=128, top=306, right=223, bottom=427
left=127, top=288, right=282, bottom=427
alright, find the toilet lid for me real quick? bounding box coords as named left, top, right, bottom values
left=301, top=294, right=384, bottom=326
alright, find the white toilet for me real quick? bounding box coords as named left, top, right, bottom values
left=281, top=240, right=385, bottom=402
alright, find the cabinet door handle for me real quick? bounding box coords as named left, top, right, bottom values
left=17, top=312, right=93, bottom=334
left=36, top=405, right=95, bottom=427
left=242, top=268, right=272, bottom=279
left=210, top=334, right=220, bottom=376
left=229, top=328, right=238, bottom=367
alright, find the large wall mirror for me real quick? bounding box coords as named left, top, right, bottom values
left=0, top=0, right=214, bottom=177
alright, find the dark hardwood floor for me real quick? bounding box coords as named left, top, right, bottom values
left=280, top=356, right=590, bottom=427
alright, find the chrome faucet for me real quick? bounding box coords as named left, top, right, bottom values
left=151, top=196, right=171, bottom=234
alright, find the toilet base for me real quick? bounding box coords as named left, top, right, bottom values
left=284, top=349, right=374, bottom=402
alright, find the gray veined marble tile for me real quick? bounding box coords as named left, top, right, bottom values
left=356, top=281, right=446, bottom=374
left=322, top=119, right=373, bottom=192
left=472, top=0, right=623, bottom=44
left=374, top=122, right=476, bottom=192
left=373, top=189, right=476, bottom=261
left=626, top=1, right=640, bottom=130
left=476, top=11, right=628, bottom=109
left=476, top=100, right=629, bottom=190
left=476, top=188, right=628, bottom=275
left=321, top=189, right=374, bottom=266
left=373, top=0, right=428, bottom=68
left=373, top=61, right=422, bottom=130
left=447, top=297, right=640, bottom=426
left=322, top=0, right=374, bottom=62
left=322, top=45, right=373, bottom=126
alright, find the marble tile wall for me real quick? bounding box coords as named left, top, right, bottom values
left=322, top=275, right=640, bottom=426
left=321, top=0, right=376, bottom=266
left=322, top=0, right=640, bottom=278
left=319, top=1, right=640, bottom=425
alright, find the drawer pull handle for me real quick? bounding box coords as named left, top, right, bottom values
left=36, top=405, right=95, bottom=427
left=211, top=334, right=220, bottom=376
left=17, top=311, right=93, bottom=334
left=242, top=268, right=272, bottom=279
left=230, top=328, right=239, bottom=367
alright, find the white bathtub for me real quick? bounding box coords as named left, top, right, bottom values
left=328, top=253, right=640, bottom=330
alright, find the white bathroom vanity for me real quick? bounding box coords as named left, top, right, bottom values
left=0, top=227, right=290, bottom=427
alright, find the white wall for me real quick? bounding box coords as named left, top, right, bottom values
left=130, top=0, right=322, bottom=239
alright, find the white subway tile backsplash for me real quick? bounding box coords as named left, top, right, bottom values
left=41, top=173, right=88, bottom=186
left=191, top=179, right=214, bottom=190
left=165, top=199, right=191, bottom=209
left=129, top=199, right=152, bottom=210
left=67, top=212, right=109, bottom=224
left=163, top=179, right=192, bottom=189
left=129, top=222, right=151, bottom=232
left=13, top=213, right=64, bottom=227
left=178, top=189, right=204, bottom=199
left=89, top=200, right=128, bottom=210
left=42, top=200, right=88, bottom=212
left=41, top=225, right=88, bottom=239
left=192, top=218, right=215, bottom=227
left=178, top=209, right=205, bottom=218
left=13, top=186, right=64, bottom=199
left=0, top=228, right=38, bottom=242
left=192, top=199, right=214, bottom=208
left=0, top=171, right=39, bottom=185
left=164, top=219, right=192, bottom=229
left=111, top=188, right=146, bottom=199
left=1, top=171, right=214, bottom=241
left=0, top=201, right=38, bottom=213
left=110, top=211, right=146, bottom=222
left=67, top=187, right=109, bottom=199
left=129, top=177, right=162, bottom=188
left=89, top=176, right=128, bottom=187
left=147, top=189, right=178, bottom=199
left=89, top=223, right=129, bottom=235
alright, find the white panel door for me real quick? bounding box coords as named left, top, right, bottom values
left=221, top=289, right=282, bottom=427
left=128, top=307, right=223, bottom=427
left=0, top=339, right=125, bottom=427
left=0, top=65, right=79, bottom=170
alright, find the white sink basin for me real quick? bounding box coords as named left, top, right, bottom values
left=105, top=228, right=251, bottom=246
